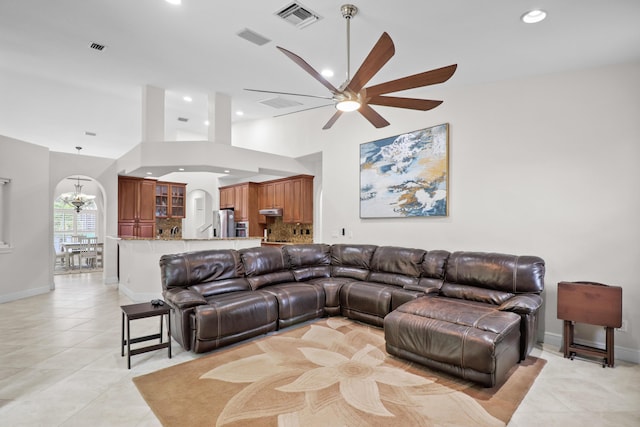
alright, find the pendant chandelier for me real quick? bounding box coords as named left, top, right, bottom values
left=60, top=147, right=96, bottom=213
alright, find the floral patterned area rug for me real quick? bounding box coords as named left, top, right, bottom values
left=133, top=317, right=545, bottom=427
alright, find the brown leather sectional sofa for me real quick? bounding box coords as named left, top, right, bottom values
left=160, top=244, right=545, bottom=387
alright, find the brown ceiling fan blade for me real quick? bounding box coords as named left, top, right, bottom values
left=245, top=88, right=333, bottom=100
left=346, top=32, right=395, bottom=93
left=367, top=96, right=443, bottom=111
left=364, top=64, right=458, bottom=97
left=277, top=46, right=339, bottom=94
left=322, top=110, right=343, bottom=130
left=358, top=104, right=390, bottom=128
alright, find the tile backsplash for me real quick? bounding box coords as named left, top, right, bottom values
left=156, top=218, right=182, bottom=239
left=265, top=217, right=312, bottom=243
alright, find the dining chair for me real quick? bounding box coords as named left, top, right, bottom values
left=54, top=244, right=69, bottom=270
left=79, top=237, right=98, bottom=269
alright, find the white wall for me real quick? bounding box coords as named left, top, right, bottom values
left=49, top=152, right=119, bottom=284
left=0, top=136, right=52, bottom=302
left=233, top=62, right=640, bottom=362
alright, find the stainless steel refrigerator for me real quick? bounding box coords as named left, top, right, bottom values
left=211, top=209, right=235, bottom=238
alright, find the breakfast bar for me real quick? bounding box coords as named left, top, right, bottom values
left=114, top=237, right=262, bottom=302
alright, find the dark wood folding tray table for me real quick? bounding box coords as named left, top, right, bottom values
left=121, top=302, right=171, bottom=369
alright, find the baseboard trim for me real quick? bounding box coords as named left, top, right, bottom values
left=104, top=275, right=119, bottom=285
left=544, top=331, right=639, bottom=364
left=118, top=283, right=161, bottom=303
left=0, top=284, right=51, bottom=304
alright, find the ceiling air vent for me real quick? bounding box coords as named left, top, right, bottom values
left=237, top=28, right=271, bottom=46
left=89, top=42, right=105, bottom=51
left=275, top=2, right=321, bottom=29
left=177, top=117, right=189, bottom=122
left=259, top=97, right=303, bottom=109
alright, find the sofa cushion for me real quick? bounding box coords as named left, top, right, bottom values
left=340, top=282, right=392, bottom=326
left=330, top=244, right=377, bottom=280
left=445, top=251, right=545, bottom=294
left=421, top=250, right=450, bottom=279
left=160, top=249, right=244, bottom=290
left=371, top=246, right=425, bottom=277
left=191, top=278, right=251, bottom=298
left=260, top=283, right=325, bottom=328
left=440, top=283, right=515, bottom=305
left=240, top=246, right=295, bottom=290
left=283, top=244, right=331, bottom=281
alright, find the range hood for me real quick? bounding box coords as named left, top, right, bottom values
left=259, top=208, right=283, bottom=216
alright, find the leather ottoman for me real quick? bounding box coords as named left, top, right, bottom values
left=192, top=291, right=278, bottom=353
left=384, top=297, right=521, bottom=387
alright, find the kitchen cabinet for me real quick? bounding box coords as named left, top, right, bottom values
left=155, top=181, right=186, bottom=218
left=283, top=175, right=313, bottom=224
left=220, top=186, right=234, bottom=209
left=258, top=175, right=313, bottom=224
left=118, top=176, right=156, bottom=238
left=218, top=182, right=260, bottom=235
left=258, top=181, right=285, bottom=223
left=234, top=184, right=248, bottom=221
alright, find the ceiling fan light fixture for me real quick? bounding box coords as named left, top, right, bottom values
left=336, top=99, right=361, bottom=112
left=521, top=9, right=547, bottom=24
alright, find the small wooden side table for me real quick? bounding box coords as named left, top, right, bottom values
left=557, top=281, right=622, bottom=367
left=121, top=302, right=171, bottom=369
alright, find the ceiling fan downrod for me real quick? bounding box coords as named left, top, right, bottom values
left=341, top=4, right=358, bottom=83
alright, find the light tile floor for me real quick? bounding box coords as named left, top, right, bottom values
left=0, top=273, right=638, bottom=426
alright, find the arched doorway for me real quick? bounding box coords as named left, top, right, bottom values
left=53, top=176, right=104, bottom=274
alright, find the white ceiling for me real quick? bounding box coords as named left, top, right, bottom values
left=1, top=0, right=639, bottom=159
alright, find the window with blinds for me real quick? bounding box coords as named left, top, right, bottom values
left=53, top=196, right=97, bottom=252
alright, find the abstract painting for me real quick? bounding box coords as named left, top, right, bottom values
left=360, top=123, right=449, bottom=218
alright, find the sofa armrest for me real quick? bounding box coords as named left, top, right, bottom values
left=498, top=294, right=542, bottom=315
left=163, top=287, right=207, bottom=309
left=403, top=283, right=440, bottom=295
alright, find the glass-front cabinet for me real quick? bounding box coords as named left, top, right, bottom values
left=155, top=183, right=169, bottom=218
left=155, top=182, right=186, bottom=218
left=171, top=185, right=185, bottom=217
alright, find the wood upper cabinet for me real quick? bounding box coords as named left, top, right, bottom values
left=155, top=181, right=186, bottom=218
left=219, top=182, right=260, bottom=235
left=118, top=176, right=156, bottom=238
left=258, top=181, right=285, bottom=223
left=283, top=175, right=313, bottom=224
left=220, top=186, right=234, bottom=209
left=234, top=184, right=248, bottom=221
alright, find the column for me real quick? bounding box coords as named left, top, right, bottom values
left=208, top=92, right=231, bottom=145
left=141, top=85, right=165, bottom=142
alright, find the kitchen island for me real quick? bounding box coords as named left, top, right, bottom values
left=113, top=237, right=262, bottom=301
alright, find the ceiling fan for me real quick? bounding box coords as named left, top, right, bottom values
left=246, top=4, right=457, bottom=130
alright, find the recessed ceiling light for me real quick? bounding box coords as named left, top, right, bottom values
left=146, top=172, right=153, bottom=175
left=521, top=9, right=547, bottom=24
left=166, top=0, right=181, bottom=5
left=183, top=96, right=192, bottom=102
left=321, top=69, right=334, bottom=78
left=204, top=120, right=210, bottom=126
left=236, top=111, right=244, bottom=116
left=224, top=170, right=230, bottom=173
left=178, top=168, right=185, bottom=171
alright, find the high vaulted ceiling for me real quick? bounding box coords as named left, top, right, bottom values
left=1, top=0, right=639, bottom=159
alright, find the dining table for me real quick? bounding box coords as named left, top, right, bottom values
left=60, top=242, right=103, bottom=269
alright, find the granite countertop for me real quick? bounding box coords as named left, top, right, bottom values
left=114, top=237, right=261, bottom=241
